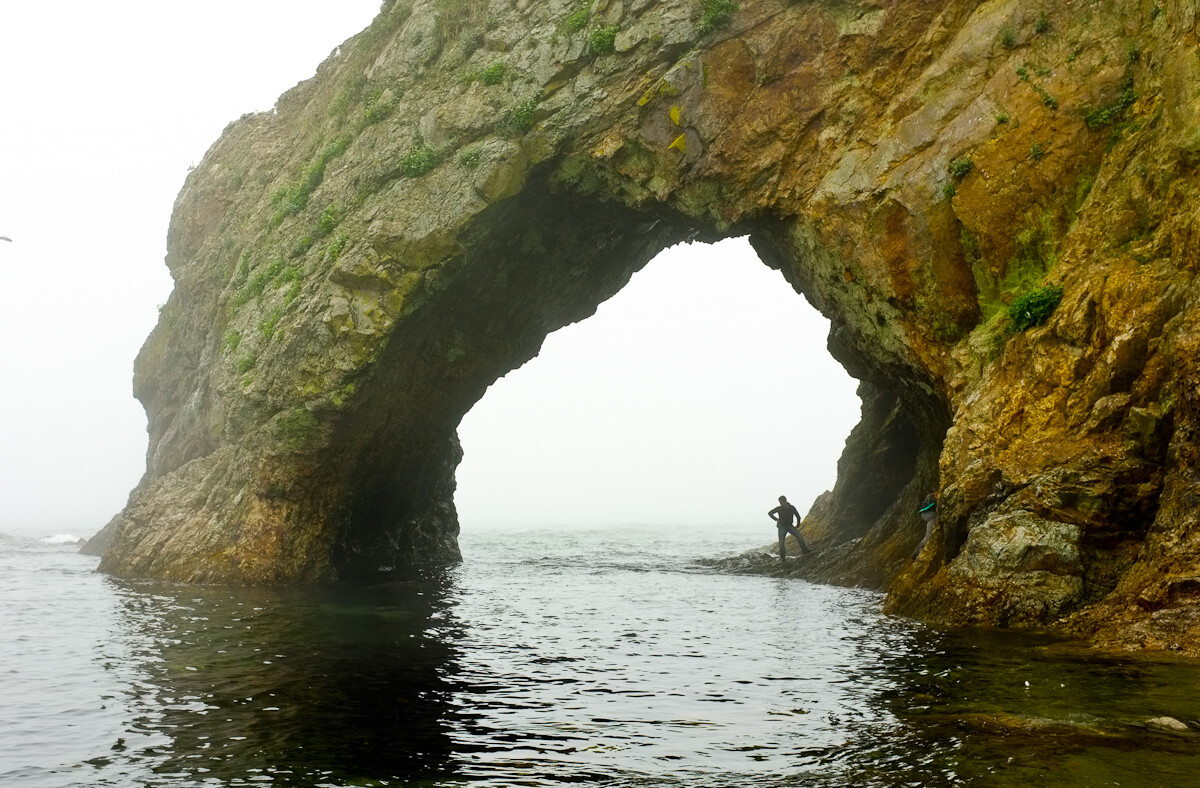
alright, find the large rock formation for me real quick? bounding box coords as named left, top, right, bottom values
left=93, top=0, right=1200, bottom=653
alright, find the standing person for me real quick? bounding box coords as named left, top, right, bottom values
left=769, top=495, right=813, bottom=559
left=912, top=491, right=938, bottom=558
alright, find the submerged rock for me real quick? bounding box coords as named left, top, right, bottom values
left=1146, top=716, right=1191, bottom=733
left=91, top=0, right=1200, bottom=654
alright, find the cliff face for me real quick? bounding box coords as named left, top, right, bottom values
left=94, top=0, right=1200, bottom=653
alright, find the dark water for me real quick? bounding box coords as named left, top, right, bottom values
left=3, top=526, right=1200, bottom=787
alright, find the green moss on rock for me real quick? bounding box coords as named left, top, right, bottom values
left=1007, top=283, right=1063, bottom=331
left=274, top=408, right=321, bottom=453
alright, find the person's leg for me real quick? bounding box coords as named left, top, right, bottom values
left=786, top=524, right=812, bottom=554
left=912, top=514, right=936, bottom=558
left=778, top=527, right=787, bottom=559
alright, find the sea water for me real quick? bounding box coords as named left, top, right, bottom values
left=3, top=525, right=1200, bottom=787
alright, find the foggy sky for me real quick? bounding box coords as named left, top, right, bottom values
left=0, top=2, right=860, bottom=539
left=456, top=239, right=860, bottom=529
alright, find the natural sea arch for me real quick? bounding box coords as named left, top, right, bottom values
left=89, top=0, right=980, bottom=598
left=93, top=0, right=1200, bottom=650
left=97, top=169, right=946, bottom=587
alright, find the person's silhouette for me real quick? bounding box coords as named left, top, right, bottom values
left=769, top=495, right=813, bottom=559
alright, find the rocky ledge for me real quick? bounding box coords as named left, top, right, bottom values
left=89, top=0, right=1200, bottom=655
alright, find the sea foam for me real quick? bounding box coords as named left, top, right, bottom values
left=38, top=534, right=83, bottom=545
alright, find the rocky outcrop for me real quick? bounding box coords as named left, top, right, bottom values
left=91, top=0, right=1200, bottom=653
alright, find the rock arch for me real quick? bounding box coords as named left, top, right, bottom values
left=94, top=0, right=1200, bottom=652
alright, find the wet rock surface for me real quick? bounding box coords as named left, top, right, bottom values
left=92, top=0, right=1200, bottom=653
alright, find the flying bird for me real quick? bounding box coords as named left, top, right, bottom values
left=0, top=236, right=11, bottom=242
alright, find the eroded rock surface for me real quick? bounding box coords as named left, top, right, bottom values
left=92, top=0, right=1200, bottom=654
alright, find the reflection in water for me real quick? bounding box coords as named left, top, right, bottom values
left=6, top=528, right=1200, bottom=787
left=107, top=572, right=468, bottom=786
left=874, top=629, right=1200, bottom=786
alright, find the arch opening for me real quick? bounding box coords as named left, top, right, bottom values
left=453, top=237, right=860, bottom=533
left=319, top=182, right=950, bottom=585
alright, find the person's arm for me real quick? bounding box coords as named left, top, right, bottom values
left=768, top=506, right=781, bottom=522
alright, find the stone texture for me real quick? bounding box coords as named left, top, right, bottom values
left=87, top=0, right=1200, bottom=654
left=947, top=510, right=1085, bottom=625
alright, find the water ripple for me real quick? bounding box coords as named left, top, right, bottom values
left=4, top=528, right=1200, bottom=786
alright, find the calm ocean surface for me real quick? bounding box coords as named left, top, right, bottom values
left=3, top=525, right=1200, bottom=787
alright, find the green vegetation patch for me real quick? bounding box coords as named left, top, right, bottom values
left=223, top=329, right=242, bottom=353
left=230, top=253, right=308, bottom=313
left=361, top=88, right=399, bottom=127
left=317, top=204, right=339, bottom=236
left=1035, top=83, right=1058, bottom=109
left=1084, top=82, right=1137, bottom=131
left=1015, top=64, right=1057, bottom=108
left=270, top=135, right=353, bottom=225
left=459, top=147, right=482, bottom=167
left=336, top=78, right=403, bottom=131
left=284, top=280, right=303, bottom=307
left=586, top=24, right=619, bottom=56
left=400, top=144, right=438, bottom=177
left=258, top=307, right=284, bottom=339
left=480, top=61, right=507, bottom=85
left=1007, top=283, right=1063, bottom=331
left=948, top=156, right=975, bottom=180
left=232, top=268, right=272, bottom=310
left=327, top=232, right=349, bottom=262
left=280, top=264, right=303, bottom=285
left=698, top=0, right=738, bottom=35
left=463, top=61, right=510, bottom=86
left=969, top=207, right=1060, bottom=325
left=564, top=2, right=591, bottom=33
left=500, top=99, right=539, bottom=135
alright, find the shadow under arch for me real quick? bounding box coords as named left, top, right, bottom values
left=328, top=174, right=950, bottom=587
left=97, top=572, right=471, bottom=785
left=94, top=165, right=950, bottom=592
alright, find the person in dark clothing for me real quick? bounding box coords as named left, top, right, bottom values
left=769, top=495, right=813, bottom=559
left=912, top=491, right=938, bottom=558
